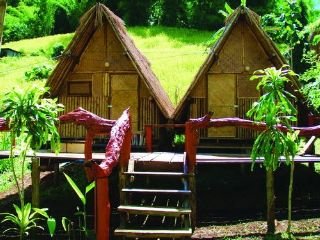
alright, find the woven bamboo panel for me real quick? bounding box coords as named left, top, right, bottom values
left=191, top=76, right=206, bottom=97
left=209, top=23, right=243, bottom=73
left=237, top=74, right=259, bottom=98
left=92, top=73, right=104, bottom=96
left=110, top=74, right=138, bottom=131
left=58, top=96, right=109, bottom=139
left=237, top=97, right=259, bottom=139
left=189, top=97, right=207, bottom=137
left=74, top=26, right=106, bottom=72
left=243, top=21, right=273, bottom=72
left=208, top=74, right=236, bottom=137
left=106, top=23, right=135, bottom=71
left=140, top=97, right=160, bottom=138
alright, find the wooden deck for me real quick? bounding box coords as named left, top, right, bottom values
left=0, top=151, right=320, bottom=165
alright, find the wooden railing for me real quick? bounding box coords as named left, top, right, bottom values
left=59, top=107, right=131, bottom=240
left=58, top=96, right=110, bottom=138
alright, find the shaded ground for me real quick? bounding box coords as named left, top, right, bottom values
left=0, top=162, right=320, bottom=239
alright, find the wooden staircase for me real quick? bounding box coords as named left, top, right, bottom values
left=114, top=158, right=194, bottom=239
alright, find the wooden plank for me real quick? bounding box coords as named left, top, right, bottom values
left=170, top=153, right=184, bottom=163
left=299, top=136, right=316, bottom=155
left=138, top=152, right=163, bottom=161
left=121, top=188, right=191, bottom=194
left=152, top=152, right=175, bottom=162
left=114, top=228, right=192, bottom=238
left=117, top=205, right=191, bottom=216
left=123, top=171, right=187, bottom=176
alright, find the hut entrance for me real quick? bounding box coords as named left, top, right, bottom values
left=208, top=74, right=236, bottom=137
left=110, top=74, right=139, bottom=131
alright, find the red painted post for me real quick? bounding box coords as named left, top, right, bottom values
left=145, top=125, right=153, bottom=152
left=185, top=122, right=197, bottom=173
left=95, top=177, right=110, bottom=240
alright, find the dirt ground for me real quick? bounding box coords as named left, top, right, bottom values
left=1, top=162, right=320, bottom=239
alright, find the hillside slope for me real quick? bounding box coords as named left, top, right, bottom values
left=0, top=26, right=213, bottom=104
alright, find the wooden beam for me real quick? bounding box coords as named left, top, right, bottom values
left=31, top=157, right=40, bottom=208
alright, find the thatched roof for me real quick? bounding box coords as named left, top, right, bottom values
left=46, top=3, right=174, bottom=119
left=173, top=6, right=303, bottom=119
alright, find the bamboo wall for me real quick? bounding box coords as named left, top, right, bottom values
left=58, top=96, right=109, bottom=138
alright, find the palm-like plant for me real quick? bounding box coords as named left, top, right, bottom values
left=247, top=65, right=299, bottom=236
left=0, top=85, right=63, bottom=239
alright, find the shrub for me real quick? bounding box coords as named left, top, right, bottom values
left=51, top=43, right=65, bottom=59
left=24, top=64, right=53, bottom=81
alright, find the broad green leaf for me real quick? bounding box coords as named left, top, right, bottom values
left=64, top=173, right=85, bottom=205
left=47, top=217, right=56, bottom=237
left=85, top=181, right=95, bottom=195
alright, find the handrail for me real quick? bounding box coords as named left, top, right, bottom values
left=59, top=107, right=131, bottom=240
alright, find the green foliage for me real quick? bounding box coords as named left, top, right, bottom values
left=3, top=4, right=37, bottom=42
left=1, top=203, right=49, bottom=239
left=24, top=64, right=53, bottom=82
left=51, top=42, right=65, bottom=59
left=300, top=51, right=320, bottom=111
left=218, top=3, right=234, bottom=18
left=247, top=65, right=298, bottom=170
left=0, top=85, right=63, bottom=239
left=46, top=217, right=56, bottom=237
left=0, top=132, right=11, bottom=150
left=63, top=173, right=95, bottom=235
left=0, top=86, right=63, bottom=151
left=173, top=134, right=185, bottom=146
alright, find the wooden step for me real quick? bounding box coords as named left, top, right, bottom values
left=114, top=228, right=193, bottom=238
left=118, top=205, right=191, bottom=217
left=124, top=171, right=190, bottom=176
left=122, top=188, right=191, bottom=195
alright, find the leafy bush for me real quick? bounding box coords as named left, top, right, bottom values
left=24, top=64, right=53, bottom=81
left=51, top=43, right=65, bottom=59
left=300, top=51, right=320, bottom=111
left=3, top=4, right=37, bottom=42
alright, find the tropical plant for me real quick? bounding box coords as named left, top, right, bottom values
left=0, top=85, right=63, bottom=239
left=63, top=173, right=95, bottom=238
left=247, top=65, right=299, bottom=236
left=1, top=203, right=49, bottom=238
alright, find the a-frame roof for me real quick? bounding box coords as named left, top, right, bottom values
left=46, top=3, right=174, bottom=119
left=173, top=6, right=302, bottom=119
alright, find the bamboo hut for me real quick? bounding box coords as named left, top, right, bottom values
left=173, top=6, right=310, bottom=145
left=46, top=3, right=174, bottom=144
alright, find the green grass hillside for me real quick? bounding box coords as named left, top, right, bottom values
left=0, top=26, right=214, bottom=105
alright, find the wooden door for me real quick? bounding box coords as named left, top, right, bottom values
left=110, top=74, right=138, bottom=131
left=208, top=74, right=236, bottom=137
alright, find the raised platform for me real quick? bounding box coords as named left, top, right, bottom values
left=0, top=151, right=319, bottom=165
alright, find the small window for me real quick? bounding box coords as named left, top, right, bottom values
left=68, top=81, right=92, bottom=96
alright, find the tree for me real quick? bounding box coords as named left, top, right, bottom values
left=247, top=66, right=299, bottom=235
left=261, top=0, right=312, bottom=73
left=0, top=85, right=63, bottom=239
